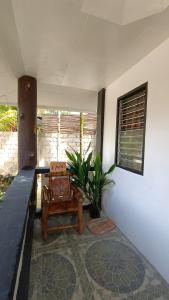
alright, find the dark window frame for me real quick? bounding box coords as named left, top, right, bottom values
left=115, top=82, right=148, bottom=175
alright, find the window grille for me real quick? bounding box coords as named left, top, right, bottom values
left=115, top=83, right=148, bottom=175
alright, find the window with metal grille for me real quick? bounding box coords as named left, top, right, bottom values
left=115, top=82, right=148, bottom=175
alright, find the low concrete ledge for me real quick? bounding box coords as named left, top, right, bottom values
left=0, top=170, right=35, bottom=300
left=35, top=166, right=49, bottom=174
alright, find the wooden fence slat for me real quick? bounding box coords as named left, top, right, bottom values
left=41, top=113, right=96, bottom=135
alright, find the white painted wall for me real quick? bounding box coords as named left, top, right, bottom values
left=103, top=37, right=169, bottom=283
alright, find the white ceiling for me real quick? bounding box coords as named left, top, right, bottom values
left=1, top=0, right=169, bottom=110
left=82, top=0, right=169, bottom=25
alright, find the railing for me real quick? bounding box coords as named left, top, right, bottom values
left=0, top=166, right=83, bottom=299
left=0, top=169, right=37, bottom=300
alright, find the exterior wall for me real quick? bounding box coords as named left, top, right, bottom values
left=38, top=133, right=96, bottom=166
left=0, top=132, right=18, bottom=175
left=103, top=37, right=169, bottom=283
left=0, top=132, right=95, bottom=174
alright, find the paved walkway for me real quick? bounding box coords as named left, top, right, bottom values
left=29, top=213, right=169, bottom=300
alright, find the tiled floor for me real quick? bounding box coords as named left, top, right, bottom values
left=29, top=213, right=169, bottom=300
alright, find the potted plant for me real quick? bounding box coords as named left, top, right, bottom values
left=86, top=153, right=115, bottom=218
left=66, top=149, right=115, bottom=218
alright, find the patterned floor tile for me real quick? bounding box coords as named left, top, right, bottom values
left=29, top=213, right=169, bottom=300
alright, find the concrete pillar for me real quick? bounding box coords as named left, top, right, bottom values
left=96, top=88, right=105, bottom=160
left=18, top=76, right=37, bottom=170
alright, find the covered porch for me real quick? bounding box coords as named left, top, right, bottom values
left=1, top=1, right=169, bottom=300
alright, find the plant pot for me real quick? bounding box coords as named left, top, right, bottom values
left=82, top=197, right=91, bottom=210
left=90, top=204, right=100, bottom=219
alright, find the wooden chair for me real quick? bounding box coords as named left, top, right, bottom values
left=41, top=162, right=84, bottom=240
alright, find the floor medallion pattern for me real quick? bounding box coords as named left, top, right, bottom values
left=29, top=253, right=76, bottom=300
left=85, top=240, right=145, bottom=293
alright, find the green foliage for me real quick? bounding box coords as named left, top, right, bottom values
left=0, top=105, right=17, bottom=131
left=0, top=174, right=14, bottom=201
left=66, top=148, right=115, bottom=210
left=65, top=149, right=92, bottom=195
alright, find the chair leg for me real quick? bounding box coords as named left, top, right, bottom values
left=78, top=202, right=84, bottom=234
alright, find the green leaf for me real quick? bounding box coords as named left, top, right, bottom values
left=106, top=164, right=116, bottom=175
left=86, top=151, right=92, bottom=165
left=65, top=150, right=76, bottom=164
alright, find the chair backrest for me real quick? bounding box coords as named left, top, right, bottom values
left=47, top=161, right=71, bottom=201
left=49, top=176, right=71, bottom=201
left=50, top=162, right=66, bottom=173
